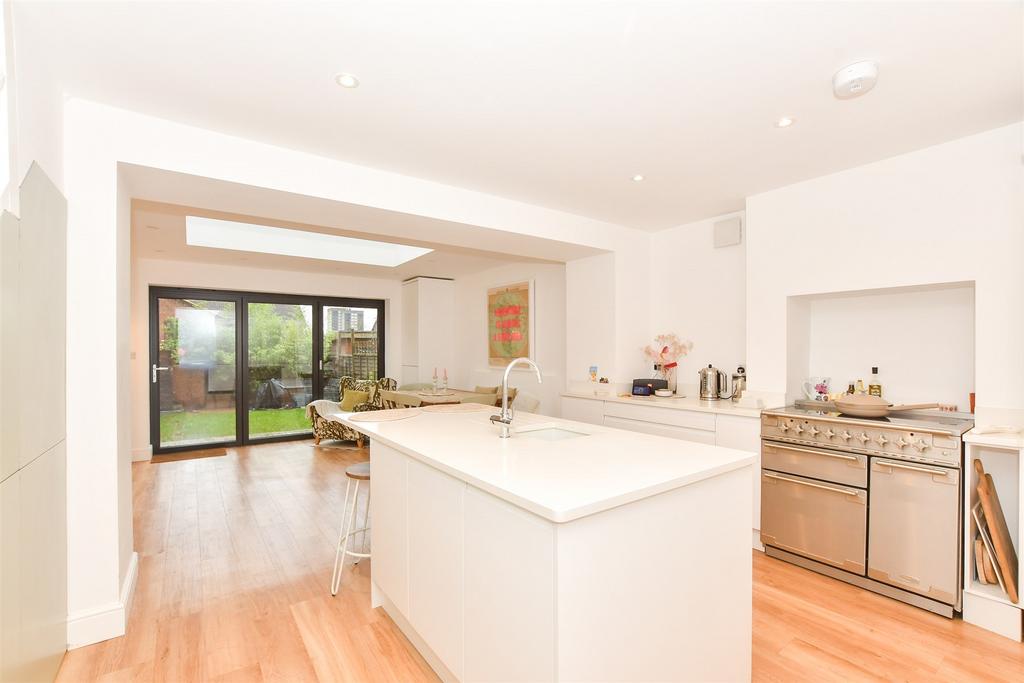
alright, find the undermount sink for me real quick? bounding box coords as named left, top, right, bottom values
left=514, top=425, right=590, bottom=441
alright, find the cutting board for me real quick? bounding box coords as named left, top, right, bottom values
left=974, top=459, right=1019, bottom=603
left=975, top=538, right=989, bottom=583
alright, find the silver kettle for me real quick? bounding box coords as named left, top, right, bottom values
left=698, top=364, right=728, bottom=400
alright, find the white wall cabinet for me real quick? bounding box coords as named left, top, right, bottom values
left=0, top=166, right=68, bottom=683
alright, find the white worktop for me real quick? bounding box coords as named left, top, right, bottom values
left=562, top=389, right=767, bottom=418
left=340, top=409, right=753, bottom=523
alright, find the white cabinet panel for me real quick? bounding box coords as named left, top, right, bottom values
left=370, top=443, right=409, bottom=613
left=407, top=461, right=464, bottom=680
left=17, top=167, right=67, bottom=466
left=18, top=443, right=67, bottom=683
left=0, top=212, right=21, bottom=482
left=716, top=415, right=762, bottom=531
left=604, top=415, right=717, bottom=445
left=603, top=401, right=716, bottom=432
left=0, top=473, right=21, bottom=682
left=560, top=396, right=604, bottom=425
left=464, top=487, right=555, bottom=683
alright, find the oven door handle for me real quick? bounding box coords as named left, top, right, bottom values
left=768, top=443, right=859, bottom=462
left=763, top=472, right=861, bottom=497
left=874, top=460, right=949, bottom=476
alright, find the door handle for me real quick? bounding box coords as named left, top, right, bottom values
left=152, top=364, right=170, bottom=383
left=768, top=444, right=859, bottom=462
left=763, top=471, right=861, bottom=497
left=875, top=460, right=948, bottom=476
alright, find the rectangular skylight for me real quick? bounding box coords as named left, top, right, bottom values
left=185, top=216, right=432, bottom=267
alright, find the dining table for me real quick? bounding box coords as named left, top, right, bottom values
left=397, top=388, right=498, bottom=407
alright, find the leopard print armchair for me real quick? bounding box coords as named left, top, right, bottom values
left=309, top=376, right=397, bottom=446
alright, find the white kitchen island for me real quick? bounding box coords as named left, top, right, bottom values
left=339, top=408, right=754, bottom=682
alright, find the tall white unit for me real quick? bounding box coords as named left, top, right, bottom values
left=0, top=165, right=69, bottom=682
left=401, top=277, right=455, bottom=385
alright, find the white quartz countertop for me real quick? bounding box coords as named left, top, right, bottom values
left=561, top=390, right=766, bottom=418
left=339, top=410, right=754, bottom=523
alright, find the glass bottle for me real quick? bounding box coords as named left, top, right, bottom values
left=868, top=367, right=882, bottom=397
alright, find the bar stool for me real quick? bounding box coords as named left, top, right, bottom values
left=331, top=461, right=371, bottom=595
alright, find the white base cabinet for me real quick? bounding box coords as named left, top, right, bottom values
left=564, top=395, right=763, bottom=540
left=370, top=442, right=752, bottom=682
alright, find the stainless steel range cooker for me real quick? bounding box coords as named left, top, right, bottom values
left=760, top=405, right=974, bottom=617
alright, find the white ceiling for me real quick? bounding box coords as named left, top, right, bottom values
left=17, top=1, right=1024, bottom=230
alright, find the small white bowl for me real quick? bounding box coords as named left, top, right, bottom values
left=654, top=389, right=673, bottom=397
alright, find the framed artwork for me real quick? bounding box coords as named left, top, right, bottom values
left=488, top=280, right=533, bottom=366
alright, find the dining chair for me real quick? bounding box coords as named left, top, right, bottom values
left=380, top=390, right=423, bottom=409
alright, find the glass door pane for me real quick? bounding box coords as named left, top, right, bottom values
left=322, top=304, right=380, bottom=400
left=153, top=296, right=237, bottom=450
left=247, top=301, right=314, bottom=439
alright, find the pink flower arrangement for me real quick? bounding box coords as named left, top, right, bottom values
left=642, top=333, right=693, bottom=368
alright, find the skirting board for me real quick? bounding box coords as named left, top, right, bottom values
left=67, top=551, right=139, bottom=648
left=131, top=445, right=152, bottom=462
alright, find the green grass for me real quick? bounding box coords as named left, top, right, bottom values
left=159, top=407, right=310, bottom=445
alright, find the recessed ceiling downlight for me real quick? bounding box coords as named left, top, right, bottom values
left=833, top=61, right=878, bottom=99
left=632, top=174, right=645, bottom=182
left=775, top=116, right=795, bottom=128
left=185, top=216, right=432, bottom=267
left=335, top=72, right=360, bottom=88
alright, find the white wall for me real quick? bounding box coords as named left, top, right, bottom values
left=650, top=212, right=746, bottom=390
left=130, top=256, right=403, bottom=457
left=7, top=1, right=64, bottom=195
left=747, top=123, right=1024, bottom=425
left=802, top=284, right=975, bottom=407
left=453, top=262, right=566, bottom=414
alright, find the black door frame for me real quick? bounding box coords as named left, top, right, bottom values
left=149, top=286, right=386, bottom=454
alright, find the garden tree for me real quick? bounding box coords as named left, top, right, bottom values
left=245, top=303, right=313, bottom=379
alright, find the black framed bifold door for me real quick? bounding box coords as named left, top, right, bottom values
left=150, top=287, right=385, bottom=454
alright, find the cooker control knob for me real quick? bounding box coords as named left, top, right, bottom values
left=896, top=437, right=909, bottom=449
left=857, top=432, right=870, bottom=444
left=876, top=434, right=889, bottom=446
left=823, top=428, right=835, bottom=439
left=809, top=425, right=820, bottom=436
left=778, top=422, right=789, bottom=432
left=911, top=439, right=929, bottom=453
left=794, top=424, right=805, bottom=434
left=840, top=430, right=852, bottom=441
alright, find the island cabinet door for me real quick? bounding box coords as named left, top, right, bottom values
left=464, top=487, right=556, bottom=683
left=407, top=461, right=465, bottom=680
left=370, top=444, right=409, bottom=614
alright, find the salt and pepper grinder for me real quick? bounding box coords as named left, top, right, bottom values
left=432, top=367, right=439, bottom=394
left=442, top=368, right=448, bottom=392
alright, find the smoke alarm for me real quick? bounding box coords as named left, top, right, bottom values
left=832, top=61, right=878, bottom=99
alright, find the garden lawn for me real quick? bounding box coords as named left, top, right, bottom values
left=159, top=407, right=311, bottom=445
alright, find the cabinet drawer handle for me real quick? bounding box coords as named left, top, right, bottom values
left=768, top=444, right=858, bottom=462
left=763, top=472, right=860, bottom=497
left=875, top=460, right=948, bottom=476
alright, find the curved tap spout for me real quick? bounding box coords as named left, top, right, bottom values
left=490, top=357, right=543, bottom=437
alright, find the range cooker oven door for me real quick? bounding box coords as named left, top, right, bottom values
left=760, top=469, right=867, bottom=574
left=868, top=458, right=961, bottom=607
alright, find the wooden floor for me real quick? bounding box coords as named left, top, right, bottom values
left=58, top=441, right=1024, bottom=682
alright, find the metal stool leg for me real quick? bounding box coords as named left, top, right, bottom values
left=331, top=478, right=354, bottom=596
left=355, top=484, right=371, bottom=563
